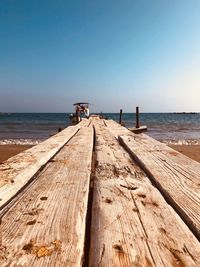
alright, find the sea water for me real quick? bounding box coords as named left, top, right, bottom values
left=0, top=113, right=200, bottom=145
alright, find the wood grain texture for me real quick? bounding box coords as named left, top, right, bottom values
left=1, top=117, right=200, bottom=267
left=0, top=119, right=89, bottom=211
left=0, top=126, right=93, bottom=267
left=89, top=120, right=200, bottom=267
left=105, top=119, right=200, bottom=238
left=118, top=133, right=200, bottom=239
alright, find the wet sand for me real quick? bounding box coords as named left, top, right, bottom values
left=0, top=144, right=200, bottom=164
left=170, top=145, right=200, bottom=163
left=0, top=145, right=33, bottom=163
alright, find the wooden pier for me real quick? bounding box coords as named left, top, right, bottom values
left=0, top=117, right=200, bottom=266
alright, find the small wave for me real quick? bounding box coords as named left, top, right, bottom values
left=0, top=139, right=42, bottom=145
left=160, top=139, right=200, bottom=145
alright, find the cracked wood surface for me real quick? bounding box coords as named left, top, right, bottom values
left=0, top=119, right=89, bottom=212
left=1, top=117, right=200, bottom=267
left=0, top=127, right=93, bottom=266
left=105, top=120, right=200, bottom=239
left=89, top=119, right=200, bottom=267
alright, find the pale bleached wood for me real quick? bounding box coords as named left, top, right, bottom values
left=105, top=120, right=200, bottom=238
left=128, top=125, right=147, bottom=133
left=0, top=119, right=90, bottom=211
left=117, top=133, right=200, bottom=239
left=89, top=121, right=200, bottom=267
left=0, top=126, right=93, bottom=267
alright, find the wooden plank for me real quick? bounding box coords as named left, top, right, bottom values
left=0, top=119, right=89, bottom=211
left=105, top=118, right=200, bottom=185
left=0, top=126, right=93, bottom=266
left=128, top=125, right=147, bottom=133
left=89, top=121, right=200, bottom=267
left=105, top=119, right=200, bottom=239
left=118, top=133, right=200, bottom=239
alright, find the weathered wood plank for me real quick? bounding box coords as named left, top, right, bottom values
left=0, top=119, right=89, bottom=211
left=105, top=120, right=200, bottom=238
left=128, top=125, right=147, bottom=134
left=0, top=126, right=93, bottom=266
left=89, top=121, right=200, bottom=267
left=118, top=133, right=200, bottom=239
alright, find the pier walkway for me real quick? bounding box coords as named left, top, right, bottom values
left=0, top=117, right=200, bottom=266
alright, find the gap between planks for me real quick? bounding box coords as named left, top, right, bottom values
left=105, top=119, right=200, bottom=241
left=89, top=119, right=200, bottom=267
left=1, top=117, right=200, bottom=267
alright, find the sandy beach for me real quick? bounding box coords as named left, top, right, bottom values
left=0, top=144, right=200, bottom=164
left=170, top=145, right=200, bottom=163
left=0, top=145, right=33, bottom=163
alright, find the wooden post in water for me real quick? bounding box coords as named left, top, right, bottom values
left=76, top=109, right=79, bottom=124
left=119, top=109, right=123, bottom=125
left=136, top=106, right=140, bottom=128
left=128, top=106, right=147, bottom=133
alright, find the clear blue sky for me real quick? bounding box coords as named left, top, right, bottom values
left=0, top=0, right=200, bottom=112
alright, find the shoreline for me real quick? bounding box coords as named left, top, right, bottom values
left=0, top=144, right=200, bottom=164
left=169, top=145, right=200, bottom=163
left=0, top=145, right=33, bottom=163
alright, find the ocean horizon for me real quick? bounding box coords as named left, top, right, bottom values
left=0, top=112, right=200, bottom=145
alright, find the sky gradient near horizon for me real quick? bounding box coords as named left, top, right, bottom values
left=0, top=0, right=200, bottom=113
